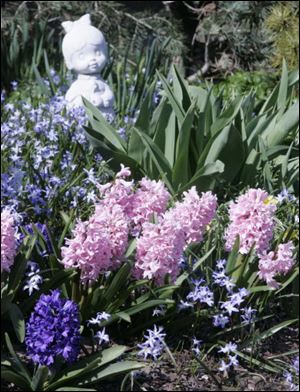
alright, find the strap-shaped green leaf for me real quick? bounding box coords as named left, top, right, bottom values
left=1, top=368, right=32, bottom=390
left=46, top=345, right=128, bottom=390
left=171, top=64, right=191, bottom=112
left=83, top=126, right=143, bottom=179
left=132, top=127, right=174, bottom=194
left=204, top=124, right=245, bottom=182
left=172, top=103, right=195, bottom=189
left=4, top=333, right=32, bottom=383
left=210, top=96, right=243, bottom=135
left=82, top=97, right=125, bottom=151
left=226, top=236, right=240, bottom=275
left=8, top=304, right=25, bottom=343
left=104, top=262, right=132, bottom=305
left=31, top=366, right=49, bottom=391
left=78, top=361, right=145, bottom=386
left=264, top=101, right=299, bottom=147
left=177, top=160, right=224, bottom=194
left=277, top=58, right=288, bottom=111
left=134, top=80, right=157, bottom=131
left=157, top=70, right=185, bottom=125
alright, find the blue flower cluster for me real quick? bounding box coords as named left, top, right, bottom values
left=218, top=342, right=239, bottom=374
left=1, top=84, right=107, bottom=219
left=284, top=357, right=299, bottom=391
left=137, top=325, right=166, bottom=361
left=25, top=289, right=81, bottom=366
left=177, top=259, right=257, bottom=330
left=23, top=261, right=43, bottom=296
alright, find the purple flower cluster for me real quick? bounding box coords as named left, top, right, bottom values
left=178, top=259, right=256, bottom=330
left=186, top=278, right=214, bottom=307
left=137, top=325, right=166, bottom=361
left=1, top=86, right=107, bottom=219
left=25, top=290, right=81, bottom=366
left=218, top=342, right=239, bottom=375
left=277, top=189, right=296, bottom=204
left=284, top=357, right=299, bottom=391
left=191, top=337, right=202, bottom=356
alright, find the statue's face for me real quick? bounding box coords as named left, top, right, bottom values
left=70, top=43, right=106, bottom=74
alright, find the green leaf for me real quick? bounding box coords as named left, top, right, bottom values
left=58, top=209, right=76, bottom=248
left=7, top=254, right=27, bottom=300
left=33, top=64, right=50, bottom=96
left=176, top=246, right=216, bottom=286
left=104, top=262, right=132, bottom=304
left=78, top=361, right=145, bottom=386
left=126, top=299, right=174, bottom=316
left=4, top=333, right=31, bottom=383
left=31, top=366, right=49, bottom=391
left=188, top=86, right=209, bottom=112
left=83, top=126, right=143, bottom=178
left=226, top=236, right=240, bottom=274
left=178, top=161, right=224, bottom=194
left=281, top=142, right=294, bottom=179
left=125, top=239, right=137, bottom=257
left=249, top=285, right=274, bottom=293
left=132, top=128, right=174, bottom=194
left=43, top=50, right=56, bottom=95
left=241, top=319, right=298, bottom=349
left=172, top=103, right=195, bottom=189
left=82, top=97, right=125, bottom=151
left=127, top=128, right=144, bottom=165
left=171, top=64, right=191, bottom=112
left=210, top=96, right=243, bottom=135
left=277, top=59, right=288, bottom=110
left=157, top=71, right=185, bottom=125
left=204, top=124, right=245, bottom=182
left=234, top=351, right=279, bottom=374
left=164, top=112, right=177, bottom=167
left=264, top=102, right=299, bottom=147
left=8, top=304, right=25, bottom=343
left=1, top=368, right=32, bottom=390
left=276, top=267, right=299, bottom=294
left=46, top=345, right=128, bottom=390
left=134, top=80, right=156, bottom=131
left=115, top=311, right=131, bottom=323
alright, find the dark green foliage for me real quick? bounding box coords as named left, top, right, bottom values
left=84, top=63, right=299, bottom=199
left=1, top=1, right=185, bottom=90
left=213, top=71, right=278, bottom=101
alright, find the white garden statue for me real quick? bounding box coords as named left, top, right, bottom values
left=61, top=14, right=115, bottom=120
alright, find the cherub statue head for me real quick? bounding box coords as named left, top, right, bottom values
left=62, top=14, right=107, bottom=75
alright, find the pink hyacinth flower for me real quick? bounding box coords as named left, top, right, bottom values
left=224, top=188, right=277, bottom=256
left=134, top=217, right=185, bottom=285
left=1, top=209, right=16, bottom=273
left=116, top=164, right=131, bottom=178
left=61, top=204, right=128, bottom=282
left=258, top=241, right=295, bottom=289
left=165, top=186, right=217, bottom=245
left=129, top=177, right=171, bottom=235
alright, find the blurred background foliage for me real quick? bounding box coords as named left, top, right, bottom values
left=1, top=1, right=299, bottom=93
